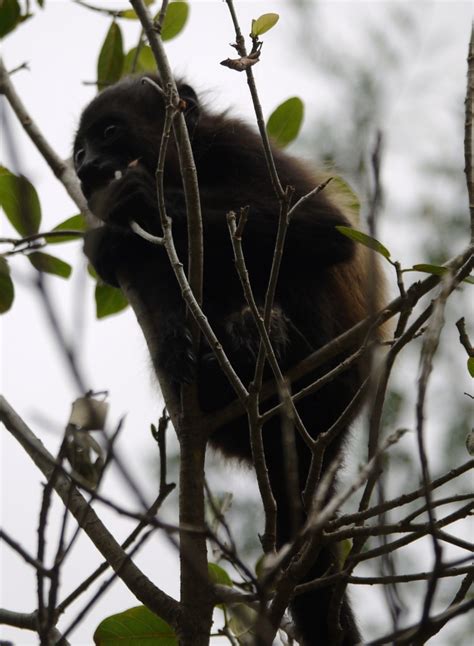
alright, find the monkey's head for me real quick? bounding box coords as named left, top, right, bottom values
left=73, top=75, right=198, bottom=202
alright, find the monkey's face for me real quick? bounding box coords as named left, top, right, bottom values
left=73, top=75, right=199, bottom=205
left=73, top=80, right=163, bottom=203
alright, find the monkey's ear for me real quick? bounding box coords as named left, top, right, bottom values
left=178, top=83, right=200, bottom=132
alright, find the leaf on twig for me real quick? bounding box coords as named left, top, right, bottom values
left=159, top=1, right=189, bottom=42
left=337, top=538, right=352, bottom=567
left=0, top=0, right=21, bottom=38
left=0, top=257, right=14, bottom=314
left=94, top=605, right=177, bottom=645
left=467, top=357, right=474, bottom=378
left=0, top=166, right=42, bottom=236
left=123, top=45, right=156, bottom=75
left=97, top=22, right=124, bottom=90
left=336, top=226, right=391, bottom=260
left=250, top=13, right=279, bottom=38
left=208, top=562, right=233, bottom=587
left=95, top=283, right=128, bottom=319
left=266, top=97, right=304, bottom=148
left=408, top=264, right=474, bottom=285
left=228, top=603, right=258, bottom=641
left=45, top=214, right=85, bottom=244
left=28, top=252, right=72, bottom=279
left=119, top=0, right=154, bottom=20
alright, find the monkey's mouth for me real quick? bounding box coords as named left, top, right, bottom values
left=82, top=159, right=140, bottom=202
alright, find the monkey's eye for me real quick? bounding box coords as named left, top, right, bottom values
left=103, top=124, right=118, bottom=140
left=74, top=148, right=85, bottom=167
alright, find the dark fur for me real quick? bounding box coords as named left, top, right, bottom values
left=74, top=75, right=384, bottom=645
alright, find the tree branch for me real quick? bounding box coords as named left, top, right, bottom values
left=0, top=396, right=183, bottom=633
left=0, top=57, right=88, bottom=213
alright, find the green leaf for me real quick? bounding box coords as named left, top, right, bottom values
left=409, top=264, right=474, bottom=286
left=337, top=538, right=352, bottom=567
left=160, top=1, right=189, bottom=42
left=28, top=252, right=72, bottom=279
left=94, top=605, right=177, bottom=645
left=98, top=22, right=124, bottom=90
left=36, top=0, right=44, bottom=7
left=250, top=13, right=279, bottom=37
left=44, top=214, right=85, bottom=244
left=228, top=603, right=258, bottom=640
left=95, top=283, right=128, bottom=319
left=18, top=11, right=32, bottom=25
left=0, top=0, right=21, bottom=38
left=208, top=563, right=233, bottom=587
left=119, top=9, right=138, bottom=19
left=123, top=45, right=156, bottom=75
left=331, top=176, right=361, bottom=215
left=336, top=226, right=391, bottom=260
left=255, top=554, right=265, bottom=579
left=119, top=0, right=154, bottom=19
left=0, top=166, right=41, bottom=236
left=0, top=256, right=15, bottom=314
left=411, top=263, right=447, bottom=278
left=88, top=263, right=98, bottom=280
left=468, top=357, right=474, bottom=378
left=266, top=97, right=304, bottom=148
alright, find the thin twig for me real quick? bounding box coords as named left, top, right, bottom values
left=0, top=609, right=70, bottom=645
left=464, top=25, right=474, bottom=241
left=0, top=396, right=182, bottom=632
left=0, top=529, right=50, bottom=575
left=365, top=599, right=474, bottom=645
left=295, top=564, right=473, bottom=594
left=456, top=317, right=473, bottom=356
left=327, top=460, right=473, bottom=530
left=60, top=530, right=153, bottom=640
left=0, top=230, right=84, bottom=247
left=56, top=484, right=175, bottom=614
left=415, top=269, right=456, bottom=633
left=0, top=57, right=88, bottom=212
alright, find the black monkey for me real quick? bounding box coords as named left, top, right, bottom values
left=74, top=75, right=385, bottom=645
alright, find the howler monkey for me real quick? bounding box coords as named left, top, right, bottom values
left=74, top=75, right=385, bottom=645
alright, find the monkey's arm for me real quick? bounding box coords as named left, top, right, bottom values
left=83, top=167, right=199, bottom=384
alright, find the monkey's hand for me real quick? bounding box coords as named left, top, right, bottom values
left=88, top=165, right=159, bottom=233
left=84, top=166, right=161, bottom=286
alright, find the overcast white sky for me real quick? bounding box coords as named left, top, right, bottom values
left=1, top=1, right=473, bottom=644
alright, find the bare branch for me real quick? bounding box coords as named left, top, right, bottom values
left=366, top=599, right=474, bottom=645
left=456, top=316, right=474, bottom=356
left=0, top=396, right=182, bottom=632
left=223, top=0, right=285, bottom=200
left=0, top=57, right=87, bottom=213
left=0, top=609, right=70, bottom=645
left=327, top=460, right=473, bottom=530
left=0, top=529, right=50, bottom=575
left=296, top=564, right=474, bottom=594
left=465, top=24, right=474, bottom=241
left=129, top=0, right=203, bottom=314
